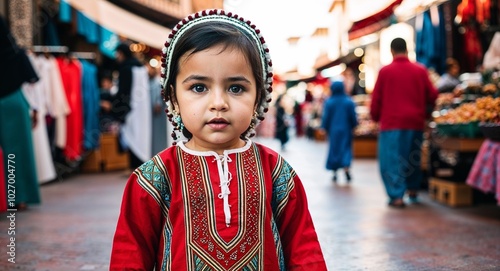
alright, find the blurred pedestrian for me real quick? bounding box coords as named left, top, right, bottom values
left=274, top=94, right=290, bottom=151
left=102, top=43, right=152, bottom=170
left=293, top=100, right=304, bottom=137
left=0, top=15, right=41, bottom=210
left=342, top=67, right=366, bottom=96
left=110, top=9, right=327, bottom=270
left=98, top=71, right=118, bottom=133
left=370, top=38, right=438, bottom=208
left=321, top=80, right=358, bottom=183
left=436, top=58, right=461, bottom=93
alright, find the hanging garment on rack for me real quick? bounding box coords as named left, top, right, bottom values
left=463, top=26, right=483, bottom=71
left=416, top=5, right=447, bottom=74
left=456, top=0, right=485, bottom=71
left=99, top=26, right=119, bottom=58
left=41, top=9, right=61, bottom=46
left=0, top=16, right=40, bottom=206
left=80, top=60, right=100, bottom=150
left=39, top=55, right=71, bottom=151
left=57, top=57, right=84, bottom=161
left=59, top=0, right=72, bottom=23
left=483, top=32, right=500, bottom=70
left=121, top=66, right=152, bottom=162
left=76, top=11, right=99, bottom=44
left=21, top=53, right=57, bottom=184
left=0, top=90, right=41, bottom=205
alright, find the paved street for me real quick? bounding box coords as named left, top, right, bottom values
left=0, top=137, right=499, bottom=271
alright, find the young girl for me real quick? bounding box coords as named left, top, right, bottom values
left=110, top=9, right=327, bottom=270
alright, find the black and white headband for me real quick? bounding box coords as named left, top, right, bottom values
left=159, top=9, right=274, bottom=139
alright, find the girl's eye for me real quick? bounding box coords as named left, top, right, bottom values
left=190, top=84, right=207, bottom=93
left=228, top=85, right=244, bottom=94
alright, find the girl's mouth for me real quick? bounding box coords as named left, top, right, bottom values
left=207, top=118, right=229, bottom=129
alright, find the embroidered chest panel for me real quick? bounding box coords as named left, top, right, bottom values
left=179, top=148, right=265, bottom=270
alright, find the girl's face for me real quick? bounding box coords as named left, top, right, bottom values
left=174, top=44, right=257, bottom=154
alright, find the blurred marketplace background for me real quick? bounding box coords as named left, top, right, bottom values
left=1, top=0, right=499, bottom=184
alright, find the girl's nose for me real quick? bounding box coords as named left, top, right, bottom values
left=210, top=88, right=228, bottom=111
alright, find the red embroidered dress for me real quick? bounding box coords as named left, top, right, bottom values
left=110, top=140, right=327, bottom=270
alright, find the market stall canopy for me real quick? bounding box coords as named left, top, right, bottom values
left=62, top=0, right=171, bottom=49
left=347, top=0, right=451, bottom=41
left=347, top=0, right=403, bottom=41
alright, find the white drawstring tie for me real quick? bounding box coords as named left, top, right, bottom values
left=214, top=153, right=232, bottom=227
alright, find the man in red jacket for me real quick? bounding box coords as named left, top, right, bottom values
left=370, top=38, right=438, bottom=208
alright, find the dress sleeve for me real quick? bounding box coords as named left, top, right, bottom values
left=110, top=173, right=163, bottom=270
left=274, top=161, right=327, bottom=270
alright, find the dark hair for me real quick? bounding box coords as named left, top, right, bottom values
left=115, top=43, right=132, bottom=58
left=100, top=70, right=113, bottom=81
left=446, top=58, right=459, bottom=71
left=165, top=21, right=265, bottom=139
left=390, top=38, right=407, bottom=53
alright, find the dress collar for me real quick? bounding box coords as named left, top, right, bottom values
left=176, top=140, right=252, bottom=157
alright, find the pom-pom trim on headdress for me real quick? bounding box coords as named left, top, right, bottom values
left=160, top=9, right=273, bottom=143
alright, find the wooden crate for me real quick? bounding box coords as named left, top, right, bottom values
left=101, top=133, right=129, bottom=171
left=80, top=149, right=102, bottom=173
left=429, top=178, right=472, bottom=207
left=314, top=129, right=326, bottom=141
left=81, top=133, right=129, bottom=172
left=433, top=137, right=484, bottom=152
left=352, top=137, right=377, bottom=158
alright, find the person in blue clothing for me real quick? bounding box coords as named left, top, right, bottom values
left=321, top=80, right=358, bottom=182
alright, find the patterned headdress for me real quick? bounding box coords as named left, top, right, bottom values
left=160, top=9, right=273, bottom=143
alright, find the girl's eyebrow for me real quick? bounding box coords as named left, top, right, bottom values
left=182, top=75, right=252, bottom=84
left=182, top=74, right=208, bottom=83
left=227, top=76, right=251, bottom=84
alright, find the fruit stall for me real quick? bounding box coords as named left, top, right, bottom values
left=429, top=70, right=500, bottom=206
left=352, top=95, right=378, bottom=158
